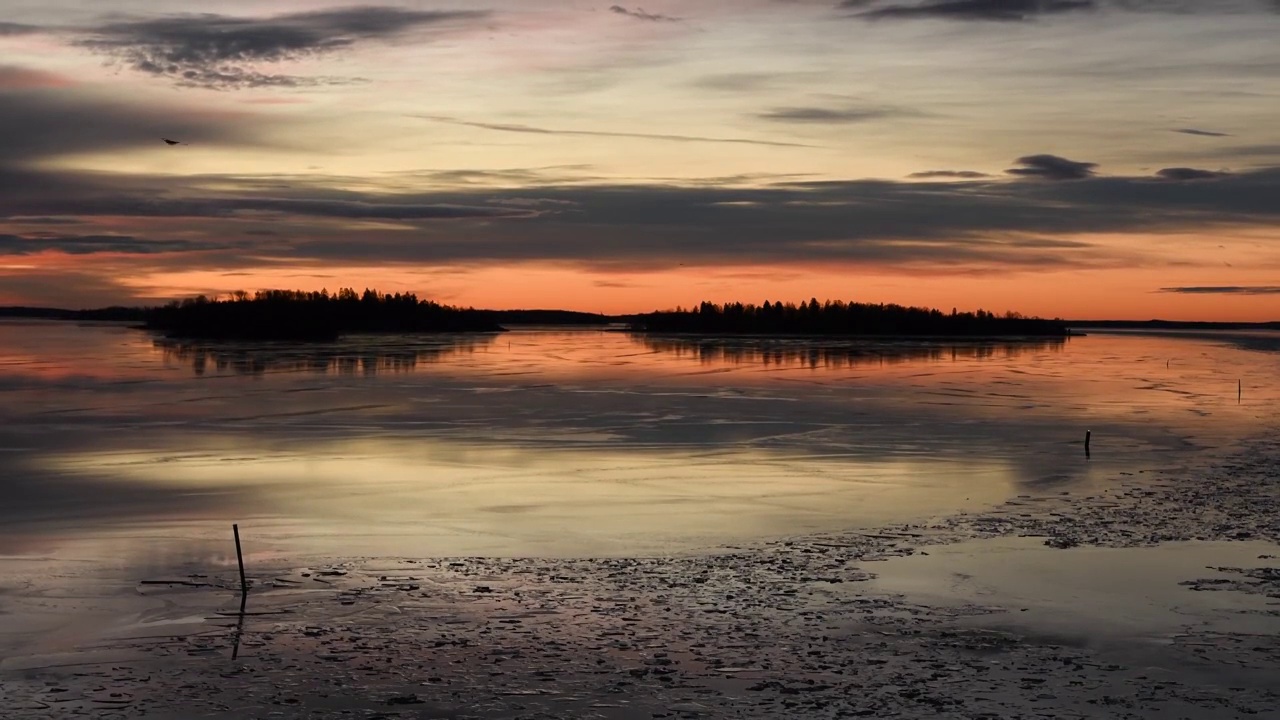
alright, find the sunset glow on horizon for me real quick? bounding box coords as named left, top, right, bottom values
left=2, top=1, right=1279, bottom=320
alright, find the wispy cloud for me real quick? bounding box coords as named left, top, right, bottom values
left=1173, top=128, right=1232, bottom=137
left=0, top=22, right=41, bottom=36
left=0, top=186, right=533, bottom=222
left=756, top=104, right=917, bottom=124
left=1006, top=154, right=1098, bottom=180
left=908, top=170, right=991, bottom=179
left=0, top=233, right=222, bottom=255
left=1158, top=286, right=1280, bottom=294
left=847, top=0, right=1098, bottom=22
left=76, top=7, right=487, bottom=90
left=411, top=115, right=817, bottom=148
left=608, top=5, right=681, bottom=22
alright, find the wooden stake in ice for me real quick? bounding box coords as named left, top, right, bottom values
left=233, top=524, right=248, bottom=615
left=232, top=524, right=249, bottom=660
left=1085, top=430, right=1091, bottom=459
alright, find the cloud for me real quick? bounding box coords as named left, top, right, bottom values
left=411, top=115, right=816, bottom=148
left=217, top=198, right=531, bottom=220
left=0, top=233, right=219, bottom=255
left=1155, top=167, right=1229, bottom=181
left=0, top=83, right=268, bottom=163
left=0, top=185, right=532, bottom=222
left=1006, top=154, right=1098, bottom=180
left=4, top=217, right=83, bottom=225
left=755, top=104, right=915, bottom=124
left=0, top=22, right=40, bottom=36
left=4, top=160, right=1279, bottom=276
left=908, top=170, right=991, bottom=178
left=849, top=0, right=1098, bottom=21
left=608, top=5, right=681, bottom=21
left=76, top=7, right=487, bottom=90
left=1158, top=286, right=1280, bottom=294
left=1173, top=128, right=1231, bottom=137
left=0, top=269, right=161, bottom=309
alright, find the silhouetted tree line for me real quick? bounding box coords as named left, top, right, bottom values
left=145, top=289, right=505, bottom=341
left=474, top=309, right=613, bottom=325
left=631, top=299, right=1068, bottom=336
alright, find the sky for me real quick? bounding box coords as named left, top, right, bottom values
left=1, top=0, right=1278, bottom=320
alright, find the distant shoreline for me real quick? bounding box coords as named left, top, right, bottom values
left=1069, top=320, right=1280, bottom=331
left=2, top=305, right=1277, bottom=336
left=621, top=330, right=1072, bottom=341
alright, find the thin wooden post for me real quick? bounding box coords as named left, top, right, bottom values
left=1238, top=380, right=1242, bottom=405
left=233, top=524, right=248, bottom=614
left=1085, top=430, right=1091, bottom=458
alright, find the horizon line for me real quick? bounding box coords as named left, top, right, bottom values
left=0, top=303, right=1275, bottom=326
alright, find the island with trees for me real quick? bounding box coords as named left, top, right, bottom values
left=144, top=289, right=505, bottom=341
left=3, top=293, right=1077, bottom=340
left=628, top=300, right=1069, bottom=337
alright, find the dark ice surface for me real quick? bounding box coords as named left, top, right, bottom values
left=1, top=321, right=1278, bottom=718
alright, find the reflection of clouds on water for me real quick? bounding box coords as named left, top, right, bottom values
left=1, top=324, right=1277, bottom=556
left=638, top=336, right=1066, bottom=369
left=155, top=334, right=498, bottom=376
left=0, top=453, right=252, bottom=555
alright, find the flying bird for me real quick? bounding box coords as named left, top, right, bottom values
left=162, top=138, right=184, bottom=145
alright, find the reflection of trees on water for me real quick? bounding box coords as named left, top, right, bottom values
left=637, top=336, right=1067, bottom=369
left=156, top=335, right=497, bottom=376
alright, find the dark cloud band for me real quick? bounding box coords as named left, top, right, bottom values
left=4, top=161, right=1277, bottom=271
left=0, top=22, right=41, bottom=36
left=1159, top=286, right=1280, bottom=294
left=848, top=0, right=1097, bottom=22
left=608, top=6, right=681, bottom=21
left=908, top=170, right=991, bottom=178
left=75, top=8, right=487, bottom=90
left=0, top=233, right=220, bottom=255
left=1174, top=128, right=1231, bottom=137
left=1155, top=167, right=1230, bottom=181
left=1006, top=154, right=1098, bottom=180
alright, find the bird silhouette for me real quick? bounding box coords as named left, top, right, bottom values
left=162, top=138, right=184, bottom=145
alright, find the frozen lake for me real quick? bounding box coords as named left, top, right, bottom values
left=1, top=320, right=1276, bottom=562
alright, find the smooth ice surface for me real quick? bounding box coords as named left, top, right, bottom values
left=871, top=537, right=1280, bottom=640
left=1, top=321, right=1276, bottom=561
